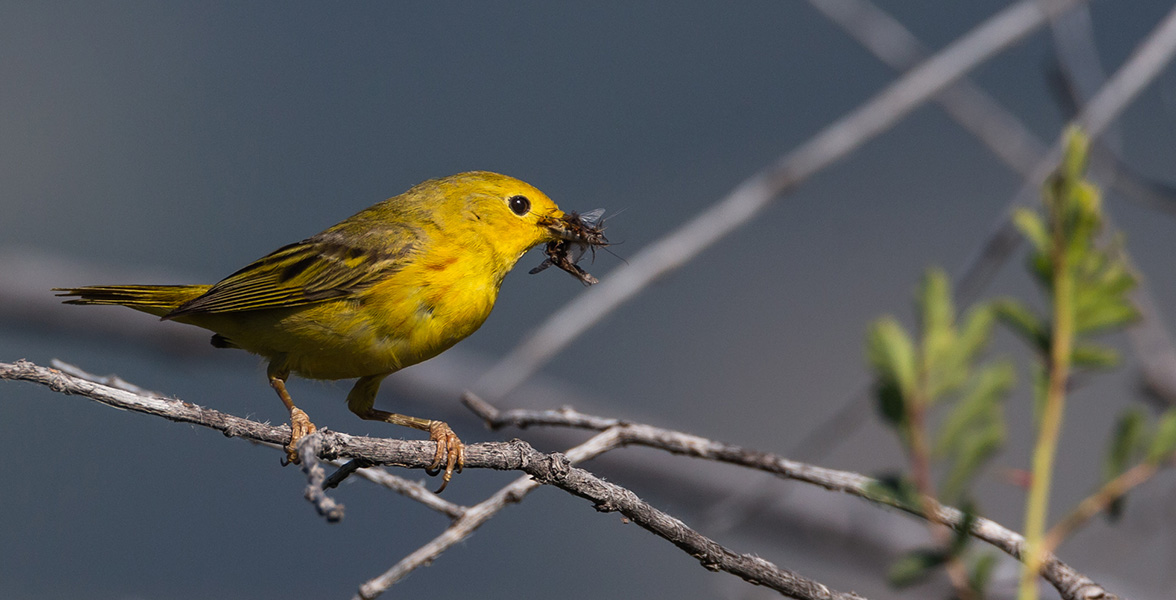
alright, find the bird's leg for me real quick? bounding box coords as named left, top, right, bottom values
left=268, top=366, right=317, bottom=464
left=346, top=374, right=464, bottom=492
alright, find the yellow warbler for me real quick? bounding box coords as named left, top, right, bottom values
left=56, top=171, right=607, bottom=490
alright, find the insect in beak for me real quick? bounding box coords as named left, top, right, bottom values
left=533, top=209, right=609, bottom=285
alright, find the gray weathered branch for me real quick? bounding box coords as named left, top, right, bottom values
left=1, top=359, right=862, bottom=600
left=463, top=393, right=1119, bottom=600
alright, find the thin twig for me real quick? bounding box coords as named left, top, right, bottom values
left=329, top=460, right=467, bottom=520
left=475, top=0, right=1086, bottom=400
left=49, top=358, right=164, bottom=397
left=323, top=458, right=376, bottom=490
left=2, top=360, right=862, bottom=600
left=1040, top=460, right=1164, bottom=559
left=462, top=391, right=622, bottom=430
left=297, top=432, right=345, bottom=523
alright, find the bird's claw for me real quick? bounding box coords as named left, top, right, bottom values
left=283, top=407, right=318, bottom=465
left=426, top=421, right=464, bottom=493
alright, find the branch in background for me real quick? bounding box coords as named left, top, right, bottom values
left=1044, top=1, right=1176, bottom=409
left=805, top=0, right=1048, bottom=171
left=954, top=5, right=1176, bottom=305
left=0, top=360, right=863, bottom=600
left=463, top=392, right=1117, bottom=600
left=475, top=0, right=1087, bottom=400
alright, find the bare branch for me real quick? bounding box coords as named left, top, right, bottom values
left=805, top=0, right=1048, bottom=172
left=45, top=358, right=472, bottom=520
left=1041, top=460, right=1165, bottom=559
left=329, top=460, right=468, bottom=520
left=1073, top=6, right=1176, bottom=139
left=475, top=0, right=1086, bottom=400
left=355, top=429, right=624, bottom=600
left=463, top=394, right=1120, bottom=600
left=462, top=391, right=622, bottom=430
left=2, top=360, right=863, bottom=600
left=296, top=433, right=345, bottom=523
left=49, top=358, right=165, bottom=397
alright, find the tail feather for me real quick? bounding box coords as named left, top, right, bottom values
left=54, top=285, right=211, bottom=318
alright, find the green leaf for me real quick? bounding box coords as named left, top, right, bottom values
left=993, top=299, right=1049, bottom=355
left=969, top=553, right=998, bottom=595
left=935, top=362, right=1014, bottom=455
left=1072, top=179, right=1101, bottom=218
left=1073, top=294, right=1137, bottom=335
left=1105, top=409, right=1146, bottom=479
left=948, top=504, right=977, bottom=557
left=1104, top=408, right=1146, bottom=520
left=929, top=303, right=996, bottom=400
left=867, top=474, right=921, bottom=512
left=1012, top=208, right=1049, bottom=254
left=1071, top=343, right=1119, bottom=368
left=919, top=268, right=955, bottom=369
left=868, top=317, right=918, bottom=424
left=940, top=422, right=1005, bottom=506
left=955, top=304, right=996, bottom=366
left=935, top=363, right=1012, bottom=504
left=1146, top=409, right=1176, bottom=464
left=876, top=379, right=906, bottom=429
left=888, top=549, right=947, bottom=587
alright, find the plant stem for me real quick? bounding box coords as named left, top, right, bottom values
left=1018, top=202, right=1076, bottom=600
left=908, top=369, right=975, bottom=600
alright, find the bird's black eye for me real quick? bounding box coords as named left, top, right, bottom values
left=508, top=195, right=531, bottom=216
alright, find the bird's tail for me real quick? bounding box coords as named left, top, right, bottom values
left=54, top=285, right=211, bottom=318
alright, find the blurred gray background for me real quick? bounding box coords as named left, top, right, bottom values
left=3, top=2, right=1176, bottom=599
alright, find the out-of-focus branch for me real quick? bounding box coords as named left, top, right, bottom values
left=0, top=359, right=864, bottom=600
left=955, top=3, right=1176, bottom=304
left=464, top=393, right=1117, bottom=600
left=805, top=0, right=1048, bottom=171
left=815, top=0, right=1176, bottom=410
left=1044, top=3, right=1176, bottom=409
left=475, top=0, right=1085, bottom=400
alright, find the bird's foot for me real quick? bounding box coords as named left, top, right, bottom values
left=284, top=407, right=318, bottom=465
left=425, top=421, right=464, bottom=493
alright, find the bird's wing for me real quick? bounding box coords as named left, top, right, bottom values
left=164, top=226, right=420, bottom=318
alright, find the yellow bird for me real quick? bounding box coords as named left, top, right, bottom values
left=56, top=171, right=607, bottom=490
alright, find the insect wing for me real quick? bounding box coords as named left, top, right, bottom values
left=577, top=208, right=606, bottom=227
left=529, top=259, right=554, bottom=274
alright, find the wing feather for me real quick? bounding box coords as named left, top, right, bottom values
left=165, top=226, right=419, bottom=318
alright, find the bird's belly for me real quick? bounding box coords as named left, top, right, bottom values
left=189, top=291, right=493, bottom=381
